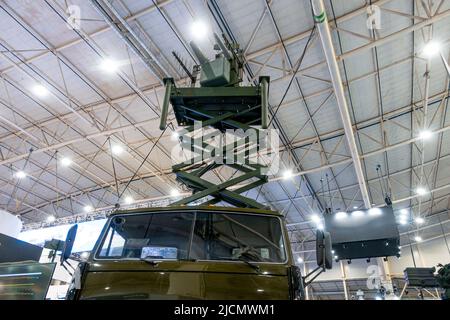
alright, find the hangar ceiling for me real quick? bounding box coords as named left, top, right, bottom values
left=0, top=0, right=449, bottom=260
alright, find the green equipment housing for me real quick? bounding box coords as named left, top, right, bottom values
left=160, top=33, right=269, bottom=131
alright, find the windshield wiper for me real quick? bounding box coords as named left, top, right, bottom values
left=236, top=257, right=261, bottom=274
left=140, top=257, right=197, bottom=265
left=140, top=257, right=162, bottom=266
left=179, top=258, right=197, bottom=262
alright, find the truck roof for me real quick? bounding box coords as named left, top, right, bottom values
left=108, top=205, right=283, bottom=217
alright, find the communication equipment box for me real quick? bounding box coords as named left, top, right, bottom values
left=324, top=206, right=400, bottom=260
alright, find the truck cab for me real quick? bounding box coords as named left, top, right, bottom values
left=66, top=206, right=304, bottom=300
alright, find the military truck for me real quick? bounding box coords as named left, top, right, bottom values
left=65, top=206, right=305, bottom=300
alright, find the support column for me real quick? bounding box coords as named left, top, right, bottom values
left=340, top=261, right=349, bottom=300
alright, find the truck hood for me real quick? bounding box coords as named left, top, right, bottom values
left=79, top=260, right=290, bottom=300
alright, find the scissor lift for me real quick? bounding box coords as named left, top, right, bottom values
left=159, top=34, right=270, bottom=209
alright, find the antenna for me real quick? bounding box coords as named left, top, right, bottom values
left=172, top=51, right=196, bottom=84
left=189, top=41, right=208, bottom=65
left=213, top=33, right=232, bottom=60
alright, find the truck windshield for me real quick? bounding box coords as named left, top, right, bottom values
left=97, top=211, right=286, bottom=263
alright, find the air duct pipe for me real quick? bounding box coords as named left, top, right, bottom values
left=312, top=0, right=371, bottom=208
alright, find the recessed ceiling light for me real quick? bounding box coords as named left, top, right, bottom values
left=100, top=58, right=119, bottom=73
left=124, top=196, right=134, bottom=204
left=414, top=217, right=425, bottom=225
left=416, top=187, right=428, bottom=196
left=111, top=145, right=124, bottom=155
left=352, top=210, right=365, bottom=218
left=282, top=169, right=294, bottom=180
left=335, top=211, right=347, bottom=220
left=170, top=189, right=180, bottom=197
left=353, top=206, right=358, bottom=209
left=15, top=171, right=27, bottom=179
left=32, top=84, right=49, bottom=97
left=368, top=208, right=382, bottom=216
left=190, top=20, right=209, bottom=41
left=297, top=257, right=303, bottom=263
left=418, top=130, right=433, bottom=140
left=171, top=131, right=180, bottom=141
left=310, top=214, right=321, bottom=223
left=84, top=205, right=93, bottom=212
left=422, top=41, right=441, bottom=58
left=60, top=157, right=72, bottom=167
left=414, top=236, right=422, bottom=243
left=46, top=215, right=56, bottom=223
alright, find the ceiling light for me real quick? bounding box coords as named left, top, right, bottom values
left=310, top=214, right=321, bottom=223
left=190, top=20, right=209, bottom=41
left=297, top=257, right=303, bottom=263
left=84, top=205, right=93, bottom=212
left=15, top=171, right=27, bottom=179
left=352, top=210, right=365, bottom=218
left=375, top=296, right=382, bottom=300
left=414, top=236, right=422, bottom=243
left=415, top=217, right=425, bottom=225
left=124, top=196, right=134, bottom=204
left=353, top=206, right=358, bottom=209
left=418, top=130, right=433, bottom=140
left=60, top=157, right=72, bottom=167
left=46, top=215, right=56, bottom=223
left=422, top=41, right=441, bottom=58
left=334, top=255, right=338, bottom=260
left=32, top=84, right=49, bottom=97
left=399, top=219, right=408, bottom=225
left=335, top=211, right=347, bottom=220
left=170, top=189, right=180, bottom=197
left=416, top=187, right=428, bottom=196
left=171, top=131, right=180, bottom=141
left=368, top=208, right=382, bottom=216
left=316, top=223, right=324, bottom=230
left=282, top=169, right=294, bottom=180
left=400, top=209, right=408, bottom=215
left=111, top=145, right=124, bottom=155
left=100, top=58, right=119, bottom=73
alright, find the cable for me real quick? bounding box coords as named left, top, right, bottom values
left=119, top=124, right=169, bottom=200
left=268, top=25, right=316, bottom=127
left=107, top=137, right=120, bottom=201
left=151, top=0, right=197, bottom=64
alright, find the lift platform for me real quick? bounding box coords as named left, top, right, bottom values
left=159, top=34, right=270, bottom=209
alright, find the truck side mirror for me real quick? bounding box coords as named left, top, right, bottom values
left=316, top=230, right=333, bottom=270
left=61, top=224, right=78, bottom=263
